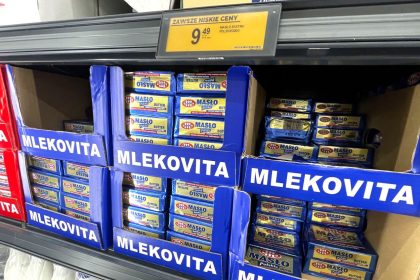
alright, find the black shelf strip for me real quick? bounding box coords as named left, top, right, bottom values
left=0, top=218, right=193, bottom=280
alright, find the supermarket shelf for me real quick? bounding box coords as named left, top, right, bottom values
left=0, top=2, right=419, bottom=64
left=0, top=217, right=193, bottom=280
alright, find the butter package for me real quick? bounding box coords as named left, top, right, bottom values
left=307, top=209, right=366, bottom=231
left=177, top=73, right=227, bottom=95
left=313, top=102, right=354, bottom=114
left=245, top=244, right=302, bottom=277
left=174, top=117, right=224, bottom=141
left=175, top=96, right=226, bottom=117
left=28, top=155, right=62, bottom=175
left=63, top=120, right=94, bottom=134
left=267, top=98, right=312, bottom=112
left=32, top=185, right=60, bottom=204
left=254, top=211, right=302, bottom=232
left=125, top=71, right=176, bottom=95
left=304, top=259, right=373, bottom=280
left=317, top=145, right=373, bottom=166
left=123, top=206, right=166, bottom=230
left=126, top=115, right=173, bottom=139
left=169, top=214, right=213, bottom=241
left=265, top=117, right=312, bottom=143
left=129, top=135, right=172, bottom=145
left=62, top=161, right=90, bottom=180
left=312, top=128, right=361, bottom=145
left=306, top=224, right=378, bottom=271
left=271, top=111, right=311, bottom=119
left=167, top=231, right=211, bottom=251
left=316, top=115, right=365, bottom=130
left=250, top=225, right=301, bottom=255
left=170, top=196, right=214, bottom=222
left=29, top=169, right=61, bottom=189
left=256, top=195, right=305, bottom=207
left=257, top=200, right=306, bottom=221
left=63, top=207, right=90, bottom=221
left=260, top=140, right=318, bottom=162
left=35, top=199, right=60, bottom=212
left=171, top=180, right=216, bottom=202
left=309, top=202, right=367, bottom=216
left=62, top=177, right=90, bottom=197
left=125, top=93, right=173, bottom=116
left=62, top=193, right=90, bottom=214
left=122, top=188, right=166, bottom=212
left=174, top=138, right=223, bottom=150
left=123, top=172, right=167, bottom=193
left=124, top=222, right=166, bottom=239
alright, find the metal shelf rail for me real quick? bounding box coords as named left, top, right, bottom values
left=0, top=218, right=192, bottom=280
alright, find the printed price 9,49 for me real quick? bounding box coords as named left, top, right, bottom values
left=191, top=27, right=211, bottom=45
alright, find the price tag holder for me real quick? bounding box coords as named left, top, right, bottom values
left=157, top=4, right=282, bottom=59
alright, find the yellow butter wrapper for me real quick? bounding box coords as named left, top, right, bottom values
left=123, top=173, right=165, bottom=192
left=317, top=115, right=363, bottom=129
left=64, top=162, right=89, bottom=180
left=177, top=96, right=226, bottom=117
left=169, top=235, right=211, bottom=251
left=307, top=259, right=369, bottom=280
left=314, top=102, right=353, bottom=114
left=252, top=225, right=297, bottom=250
left=171, top=216, right=213, bottom=241
left=269, top=118, right=311, bottom=131
left=29, top=171, right=60, bottom=189
left=312, top=245, right=373, bottom=270
left=172, top=180, right=216, bottom=202
left=62, top=179, right=90, bottom=197
left=63, top=195, right=90, bottom=214
left=261, top=141, right=315, bottom=161
left=175, top=138, right=223, bottom=150
left=176, top=118, right=224, bottom=140
left=318, top=145, right=370, bottom=163
left=179, top=73, right=227, bottom=93
left=126, top=115, right=171, bottom=137
left=125, top=72, right=174, bottom=94
left=268, top=98, right=310, bottom=112
left=65, top=209, right=90, bottom=221
left=310, top=210, right=362, bottom=229
left=129, top=135, right=170, bottom=145
left=32, top=186, right=59, bottom=203
left=125, top=93, right=171, bottom=114
left=124, top=225, right=161, bottom=239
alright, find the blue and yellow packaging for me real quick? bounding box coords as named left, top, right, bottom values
left=169, top=214, right=213, bottom=242
left=271, top=111, right=311, bottom=119
left=175, top=96, right=226, bottom=117
left=316, top=115, right=365, bottom=130
left=309, top=202, right=367, bottom=216
left=63, top=120, right=94, bottom=134
left=307, top=209, right=366, bottom=231
left=62, top=161, right=90, bottom=180
left=265, top=117, right=312, bottom=142
left=63, top=207, right=90, bottom=221
left=125, top=93, right=173, bottom=116
left=255, top=195, right=306, bottom=207
left=62, top=177, right=90, bottom=197
left=28, top=155, right=62, bottom=175
left=306, top=224, right=377, bottom=271
left=34, top=198, right=60, bottom=212
left=245, top=244, right=302, bottom=277
left=267, top=98, right=312, bottom=112
left=174, top=117, right=224, bottom=141
left=174, top=138, right=223, bottom=150
left=170, top=196, right=214, bottom=222
left=312, top=128, right=361, bottom=145
left=260, top=140, right=318, bottom=162
left=254, top=211, right=302, bottom=232
left=29, top=169, right=61, bottom=189
left=62, top=193, right=90, bottom=214
left=167, top=230, right=211, bottom=251
left=125, top=71, right=176, bottom=95
left=250, top=225, right=301, bottom=255
left=313, top=102, right=354, bottom=114
left=126, top=115, right=173, bottom=139
left=171, top=180, right=216, bottom=202
left=123, top=206, right=166, bottom=230
left=257, top=199, right=306, bottom=221
left=129, top=135, right=172, bottom=145
left=32, top=185, right=60, bottom=204
left=317, top=145, right=373, bottom=166
left=304, top=259, right=373, bottom=280
left=124, top=222, right=166, bottom=239
left=123, top=172, right=167, bottom=193
left=122, top=188, right=166, bottom=212
left=177, top=73, right=227, bottom=94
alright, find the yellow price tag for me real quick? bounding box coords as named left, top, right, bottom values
left=165, top=11, right=268, bottom=52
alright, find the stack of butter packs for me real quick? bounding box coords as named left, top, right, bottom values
left=27, top=122, right=95, bottom=219
left=123, top=71, right=176, bottom=239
